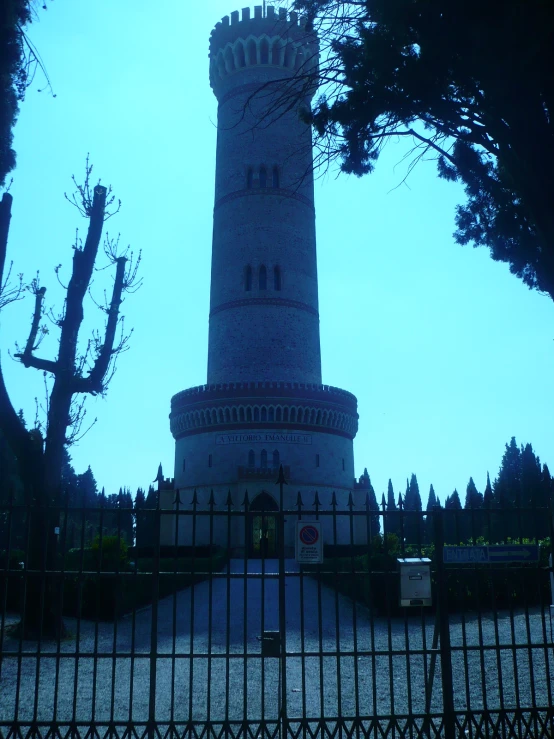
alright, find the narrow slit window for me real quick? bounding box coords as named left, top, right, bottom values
left=261, top=449, right=268, bottom=468
left=245, top=265, right=252, bottom=291
left=259, top=166, right=267, bottom=188
left=274, top=265, right=281, bottom=291
left=248, top=449, right=255, bottom=468
left=273, top=450, right=280, bottom=468
left=272, top=166, right=279, bottom=188
left=247, top=168, right=253, bottom=189
left=259, top=265, right=267, bottom=290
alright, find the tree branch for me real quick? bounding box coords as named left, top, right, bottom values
left=15, top=284, right=51, bottom=365
left=74, top=255, right=127, bottom=394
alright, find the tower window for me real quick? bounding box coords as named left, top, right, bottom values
left=247, top=168, right=253, bottom=189
left=259, top=265, right=267, bottom=290
left=316, top=454, right=320, bottom=468
left=273, top=450, right=280, bottom=468
left=272, top=166, right=279, bottom=188
left=274, top=265, right=281, bottom=291
left=245, top=265, right=252, bottom=291
left=248, top=449, right=255, bottom=468
left=259, top=166, right=267, bottom=188
left=261, top=449, right=268, bottom=468
left=209, top=454, right=213, bottom=468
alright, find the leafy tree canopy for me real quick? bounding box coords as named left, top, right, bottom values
left=294, top=0, right=554, bottom=300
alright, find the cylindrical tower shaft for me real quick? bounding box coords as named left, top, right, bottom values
left=207, top=7, right=321, bottom=385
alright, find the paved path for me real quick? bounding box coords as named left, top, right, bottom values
left=1, top=559, right=553, bottom=727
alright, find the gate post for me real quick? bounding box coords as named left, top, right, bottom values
left=433, top=505, right=456, bottom=739
left=148, top=491, right=161, bottom=739
left=276, top=466, right=288, bottom=739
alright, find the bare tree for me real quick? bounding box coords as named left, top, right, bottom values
left=0, top=161, right=140, bottom=637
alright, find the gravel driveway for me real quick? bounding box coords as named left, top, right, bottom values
left=1, top=559, right=553, bottom=728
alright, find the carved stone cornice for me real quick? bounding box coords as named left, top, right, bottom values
left=170, top=382, right=359, bottom=441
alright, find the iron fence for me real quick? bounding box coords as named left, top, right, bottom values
left=0, top=476, right=553, bottom=738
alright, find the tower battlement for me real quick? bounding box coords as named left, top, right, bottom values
left=209, top=5, right=318, bottom=94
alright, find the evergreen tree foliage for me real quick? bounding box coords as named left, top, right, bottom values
left=119, top=487, right=134, bottom=545
left=404, top=473, right=422, bottom=545
left=463, top=476, right=484, bottom=541
left=293, top=0, right=554, bottom=301
left=444, top=489, right=462, bottom=544
left=426, top=484, right=437, bottom=511
left=0, top=425, right=24, bottom=549
left=494, top=437, right=522, bottom=508
left=424, top=484, right=437, bottom=544
left=446, top=490, right=462, bottom=510
left=365, top=476, right=380, bottom=539
left=483, top=472, right=494, bottom=508
left=134, top=485, right=158, bottom=550
left=464, top=477, right=483, bottom=509
left=384, top=478, right=398, bottom=536
left=541, top=465, right=553, bottom=508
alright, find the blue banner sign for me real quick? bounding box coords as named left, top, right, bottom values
left=444, top=545, right=539, bottom=564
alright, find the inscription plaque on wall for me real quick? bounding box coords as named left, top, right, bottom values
left=216, top=432, right=312, bottom=445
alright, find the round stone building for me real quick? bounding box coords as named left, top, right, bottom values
left=160, top=6, right=367, bottom=555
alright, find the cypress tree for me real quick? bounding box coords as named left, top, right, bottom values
left=366, top=475, right=380, bottom=539
left=404, top=473, right=422, bottom=546
left=494, top=437, right=521, bottom=509
left=424, top=484, right=437, bottom=544
left=385, top=479, right=398, bottom=536
left=520, top=443, right=542, bottom=539
left=483, top=472, right=493, bottom=508
left=444, top=489, right=462, bottom=544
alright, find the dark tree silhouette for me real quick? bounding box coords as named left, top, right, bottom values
left=384, top=478, right=398, bottom=537
left=0, top=1, right=53, bottom=187
left=404, top=473, right=422, bottom=545
left=289, top=0, right=554, bottom=300
left=463, top=476, right=484, bottom=541
left=365, top=474, right=380, bottom=539
left=424, top=483, right=437, bottom=544
left=444, top=489, right=462, bottom=544
left=0, top=163, right=140, bottom=637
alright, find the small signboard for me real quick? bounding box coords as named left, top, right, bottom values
left=444, top=545, right=539, bottom=564
left=295, top=521, right=323, bottom=564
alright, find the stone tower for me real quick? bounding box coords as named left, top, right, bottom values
left=162, top=6, right=364, bottom=554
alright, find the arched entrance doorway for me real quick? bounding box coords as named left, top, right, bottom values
left=250, top=492, right=279, bottom=557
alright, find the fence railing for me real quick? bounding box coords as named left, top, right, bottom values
left=0, top=485, right=553, bottom=738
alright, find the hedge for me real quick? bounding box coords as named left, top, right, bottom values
left=304, top=535, right=551, bottom=616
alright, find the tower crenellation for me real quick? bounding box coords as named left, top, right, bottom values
left=209, top=6, right=318, bottom=95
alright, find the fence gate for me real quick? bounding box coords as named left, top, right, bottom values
left=1, top=481, right=553, bottom=738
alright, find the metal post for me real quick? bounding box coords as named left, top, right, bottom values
left=148, top=492, right=161, bottom=739
left=276, top=465, right=288, bottom=739
left=433, top=505, right=456, bottom=739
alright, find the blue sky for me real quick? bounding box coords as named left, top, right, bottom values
left=2, top=1, right=553, bottom=506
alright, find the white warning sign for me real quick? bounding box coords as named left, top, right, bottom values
left=295, top=521, right=323, bottom=564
